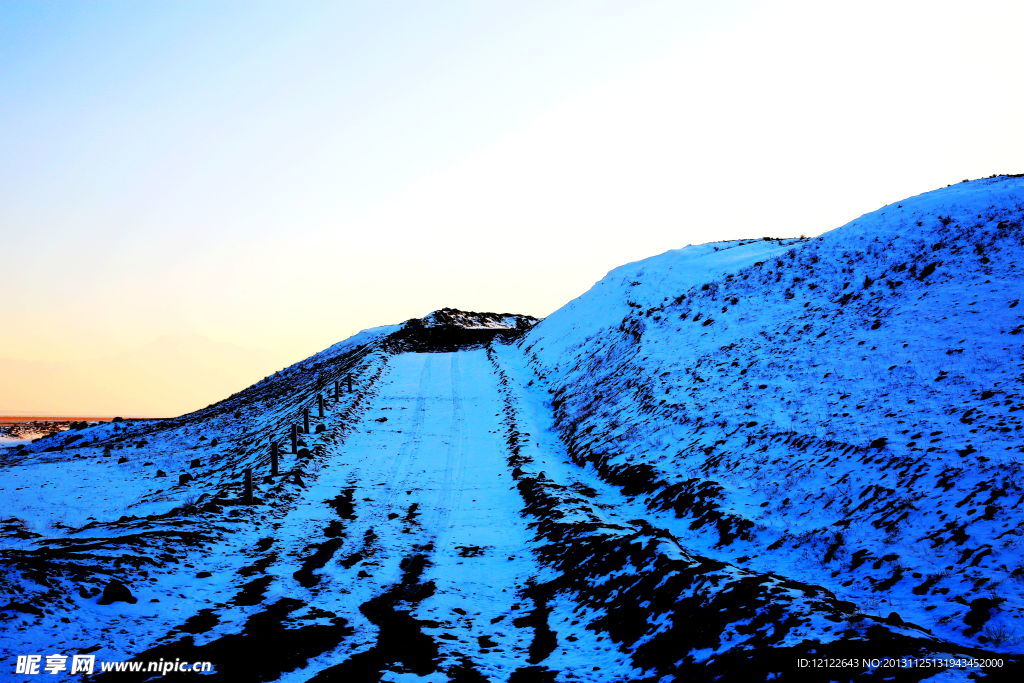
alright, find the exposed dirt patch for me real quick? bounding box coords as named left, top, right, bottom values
left=308, top=548, right=440, bottom=681
left=293, top=538, right=345, bottom=588
left=94, top=598, right=353, bottom=682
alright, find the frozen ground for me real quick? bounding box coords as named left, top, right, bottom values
left=1, top=177, right=1022, bottom=681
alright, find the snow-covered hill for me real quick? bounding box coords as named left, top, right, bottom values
left=1, top=176, right=1022, bottom=681
left=520, top=175, right=1024, bottom=665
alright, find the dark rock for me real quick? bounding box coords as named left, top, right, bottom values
left=964, top=596, right=1002, bottom=634
left=97, top=580, right=137, bottom=605
left=2, top=601, right=44, bottom=616
left=386, top=308, right=538, bottom=352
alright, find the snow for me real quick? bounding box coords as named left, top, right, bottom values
left=2, top=176, right=1022, bottom=679
left=518, top=174, right=1024, bottom=657
left=527, top=238, right=805, bottom=376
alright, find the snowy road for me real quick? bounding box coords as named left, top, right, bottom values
left=175, top=349, right=637, bottom=682
left=288, top=350, right=540, bottom=679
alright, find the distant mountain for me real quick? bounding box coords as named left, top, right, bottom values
left=1, top=176, right=1021, bottom=681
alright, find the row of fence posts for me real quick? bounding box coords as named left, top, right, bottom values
left=240, top=373, right=355, bottom=504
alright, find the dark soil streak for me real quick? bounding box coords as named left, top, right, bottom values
left=93, top=598, right=353, bottom=682
left=309, top=548, right=441, bottom=681
left=293, top=538, right=345, bottom=588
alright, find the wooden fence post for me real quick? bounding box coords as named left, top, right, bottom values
left=317, top=394, right=325, bottom=418
left=271, top=441, right=279, bottom=476
left=303, top=408, right=310, bottom=434
left=243, top=468, right=253, bottom=504
left=291, top=425, right=298, bottom=454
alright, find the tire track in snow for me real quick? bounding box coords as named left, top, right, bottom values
left=372, top=352, right=434, bottom=516
left=426, top=352, right=466, bottom=543
left=292, top=354, right=435, bottom=596
left=398, top=350, right=543, bottom=680
left=266, top=354, right=451, bottom=679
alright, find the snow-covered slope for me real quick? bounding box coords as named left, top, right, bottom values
left=528, top=238, right=805, bottom=370
left=1, top=178, right=1022, bottom=681
left=520, top=175, right=1024, bottom=661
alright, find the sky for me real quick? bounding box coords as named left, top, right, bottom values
left=1, top=0, right=1022, bottom=417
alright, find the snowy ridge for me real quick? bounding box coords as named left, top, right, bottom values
left=1, top=176, right=1022, bottom=681
left=528, top=238, right=806, bottom=368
